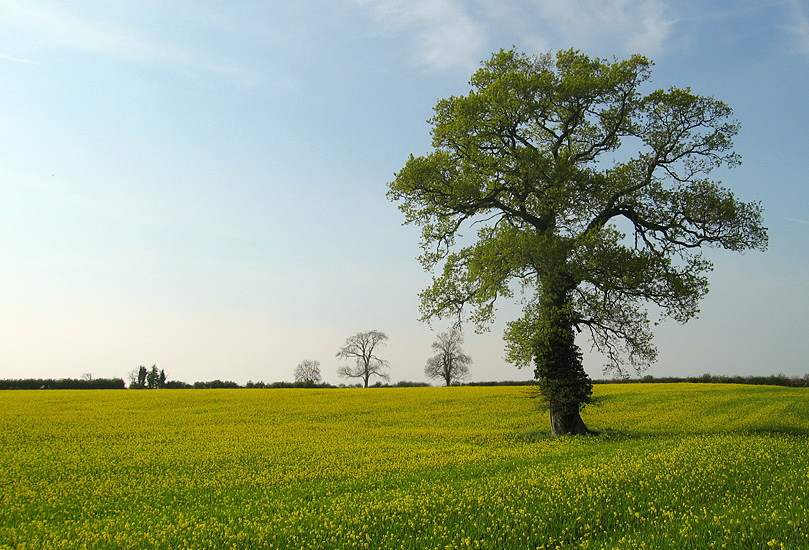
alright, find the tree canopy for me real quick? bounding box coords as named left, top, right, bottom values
left=388, top=48, right=767, bottom=434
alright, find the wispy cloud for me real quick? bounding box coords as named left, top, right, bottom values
left=785, top=0, right=809, bottom=54
left=785, top=217, right=809, bottom=225
left=1, top=1, right=164, bottom=62
left=531, top=0, right=676, bottom=55
left=353, top=0, right=487, bottom=72
left=0, top=52, right=40, bottom=64
left=354, top=0, right=675, bottom=71
left=0, top=1, right=266, bottom=87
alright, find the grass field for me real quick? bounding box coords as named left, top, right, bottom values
left=1, top=384, right=807, bottom=549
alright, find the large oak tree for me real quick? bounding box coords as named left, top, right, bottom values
left=388, top=49, right=767, bottom=435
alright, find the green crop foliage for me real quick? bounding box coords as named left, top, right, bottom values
left=1, top=384, right=807, bottom=549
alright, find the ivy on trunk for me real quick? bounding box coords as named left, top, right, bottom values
left=388, top=48, right=767, bottom=435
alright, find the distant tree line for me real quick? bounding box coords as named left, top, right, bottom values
left=246, top=380, right=336, bottom=389
left=193, top=379, right=242, bottom=389
left=463, top=375, right=809, bottom=388
left=338, top=380, right=432, bottom=388
left=460, top=380, right=539, bottom=387
left=2, top=372, right=805, bottom=390
left=0, top=378, right=126, bottom=390
left=598, top=374, right=809, bottom=388
left=190, top=380, right=337, bottom=389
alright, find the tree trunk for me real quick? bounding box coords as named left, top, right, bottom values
left=549, top=403, right=591, bottom=436
left=534, top=271, right=595, bottom=435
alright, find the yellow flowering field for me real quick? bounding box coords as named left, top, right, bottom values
left=1, top=384, right=807, bottom=549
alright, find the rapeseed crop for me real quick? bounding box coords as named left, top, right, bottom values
left=1, top=384, right=807, bottom=549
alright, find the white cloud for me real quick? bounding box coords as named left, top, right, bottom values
left=353, top=0, right=487, bottom=71
left=1, top=1, right=163, bottom=61
left=0, top=52, right=40, bottom=64
left=0, top=1, right=267, bottom=87
left=785, top=0, right=809, bottom=54
left=353, top=0, right=677, bottom=70
left=187, top=0, right=684, bottom=81
left=531, top=0, right=675, bottom=54
left=624, top=1, right=676, bottom=53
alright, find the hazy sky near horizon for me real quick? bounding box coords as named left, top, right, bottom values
left=2, top=0, right=807, bottom=385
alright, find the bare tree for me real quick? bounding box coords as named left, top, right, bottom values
left=425, top=328, right=472, bottom=386
left=294, top=360, right=322, bottom=384
left=128, top=368, right=139, bottom=388
left=336, top=330, right=390, bottom=388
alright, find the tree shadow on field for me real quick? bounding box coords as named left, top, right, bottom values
left=515, top=391, right=626, bottom=441
left=591, top=411, right=809, bottom=439
left=514, top=385, right=809, bottom=441
left=514, top=428, right=633, bottom=443
left=514, top=426, right=809, bottom=445
left=740, top=426, right=809, bottom=437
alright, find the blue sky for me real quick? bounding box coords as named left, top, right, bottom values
left=2, top=0, right=807, bottom=385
